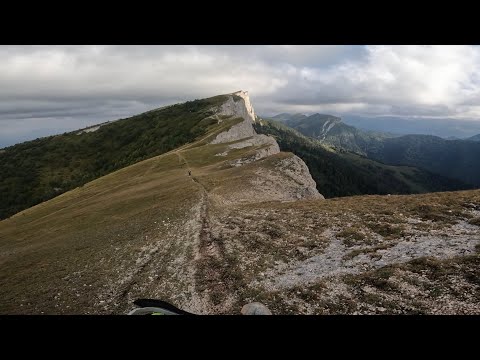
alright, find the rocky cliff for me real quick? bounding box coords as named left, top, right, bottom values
left=210, top=91, right=257, bottom=144
left=209, top=90, right=323, bottom=200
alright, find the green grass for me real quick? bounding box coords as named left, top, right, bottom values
left=0, top=95, right=229, bottom=220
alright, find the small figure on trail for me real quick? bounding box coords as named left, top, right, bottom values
left=188, top=170, right=191, bottom=176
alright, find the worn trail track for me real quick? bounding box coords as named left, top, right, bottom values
left=106, top=152, right=221, bottom=314
left=174, top=151, right=231, bottom=313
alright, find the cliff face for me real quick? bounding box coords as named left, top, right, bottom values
left=233, top=90, right=256, bottom=121
left=210, top=91, right=256, bottom=144
left=210, top=90, right=281, bottom=166
left=209, top=90, right=323, bottom=201
left=276, top=155, right=325, bottom=200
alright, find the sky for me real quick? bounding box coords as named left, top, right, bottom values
left=2, top=45, right=480, bottom=147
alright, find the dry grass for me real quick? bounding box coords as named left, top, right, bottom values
left=365, top=222, right=406, bottom=239
left=344, top=255, right=480, bottom=313
left=2, top=107, right=480, bottom=315
left=336, top=227, right=367, bottom=247
left=344, top=243, right=395, bottom=261
left=0, top=150, right=204, bottom=314
left=0, top=112, right=324, bottom=314
left=469, top=217, right=480, bottom=226
left=219, top=189, right=480, bottom=314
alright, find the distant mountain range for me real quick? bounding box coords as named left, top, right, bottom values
left=268, top=113, right=480, bottom=187
left=467, top=134, right=480, bottom=141
left=271, top=113, right=392, bottom=155
left=269, top=113, right=480, bottom=139
left=342, top=115, right=480, bottom=139
left=254, top=119, right=470, bottom=197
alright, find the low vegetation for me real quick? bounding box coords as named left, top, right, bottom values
left=0, top=95, right=228, bottom=219
left=469, top=217, right=480, bottom=226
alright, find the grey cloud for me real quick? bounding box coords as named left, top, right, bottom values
left=2, top=45, right=480, bottom=147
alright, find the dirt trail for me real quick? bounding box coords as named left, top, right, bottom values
left=174, top=151, right=231, bottom=313
left=102, top=151, right=220, bottom=314
left=113, top=245, right=162, bottom=313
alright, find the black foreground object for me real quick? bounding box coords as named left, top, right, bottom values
left=132, top=299, right=196, bottom=315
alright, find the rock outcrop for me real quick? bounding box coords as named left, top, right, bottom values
left=210, top=91, right=256, bottom=144
left=210, top=90, right=280, bottom=163
left=227, top=135, right=280, bottom=167
left=210, top=90, right=324, bottom=200
left=276, top=155, right=325, bottom=200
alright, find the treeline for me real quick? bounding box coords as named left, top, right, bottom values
left=366, top=134, right=480, bottom=187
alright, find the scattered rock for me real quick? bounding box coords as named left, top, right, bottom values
left=241, top=302, right=272, bottom=315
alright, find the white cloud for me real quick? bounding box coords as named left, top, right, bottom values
left=2, top=45, right=480, bottom=147
left=289, top=45, right=480, bottom=117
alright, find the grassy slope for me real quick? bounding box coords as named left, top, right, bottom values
left=1, top=123, right=479, bottom=314
left=0, top=95, right=228, bottom=220
left=254, top=119, right=471, bottom=197
left=1, top=109, right=478, bottom=315
left=0, top=152, right=198, bottom=314
left=0, top=114, right=297, bottom=314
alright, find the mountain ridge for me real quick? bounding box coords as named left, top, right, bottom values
left=467, top=134, right=480, bottom=141
left=0, top=90, right=326, bottom=314
left=270, top=113, right=480, bottom=187
left=0, top=92, right=322, bottom=220
left=0, top=93, right=479, bottom=315
left=254, top=119, right=471, bottom=197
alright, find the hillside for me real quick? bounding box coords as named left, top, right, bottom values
left=266, top=114, right=480, bottom=140
left=467, top=134, right=480, bottom=142
left=269, top=113, right=390, bottom=155
left=0, top=95, right=230, bottom=220
left=271, top=113, right=308, bottom=122
left=254, top=119, right=471, bottom=198
left=272, top=113, right=480, bottom=187
left=366, top=135, right=480, bottom=186
left=1, top=92, right=479, bottom=315
left=0, top=91, right=322, bottom=314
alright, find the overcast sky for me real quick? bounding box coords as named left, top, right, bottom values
left=2, top=45, right=480, bottom=147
